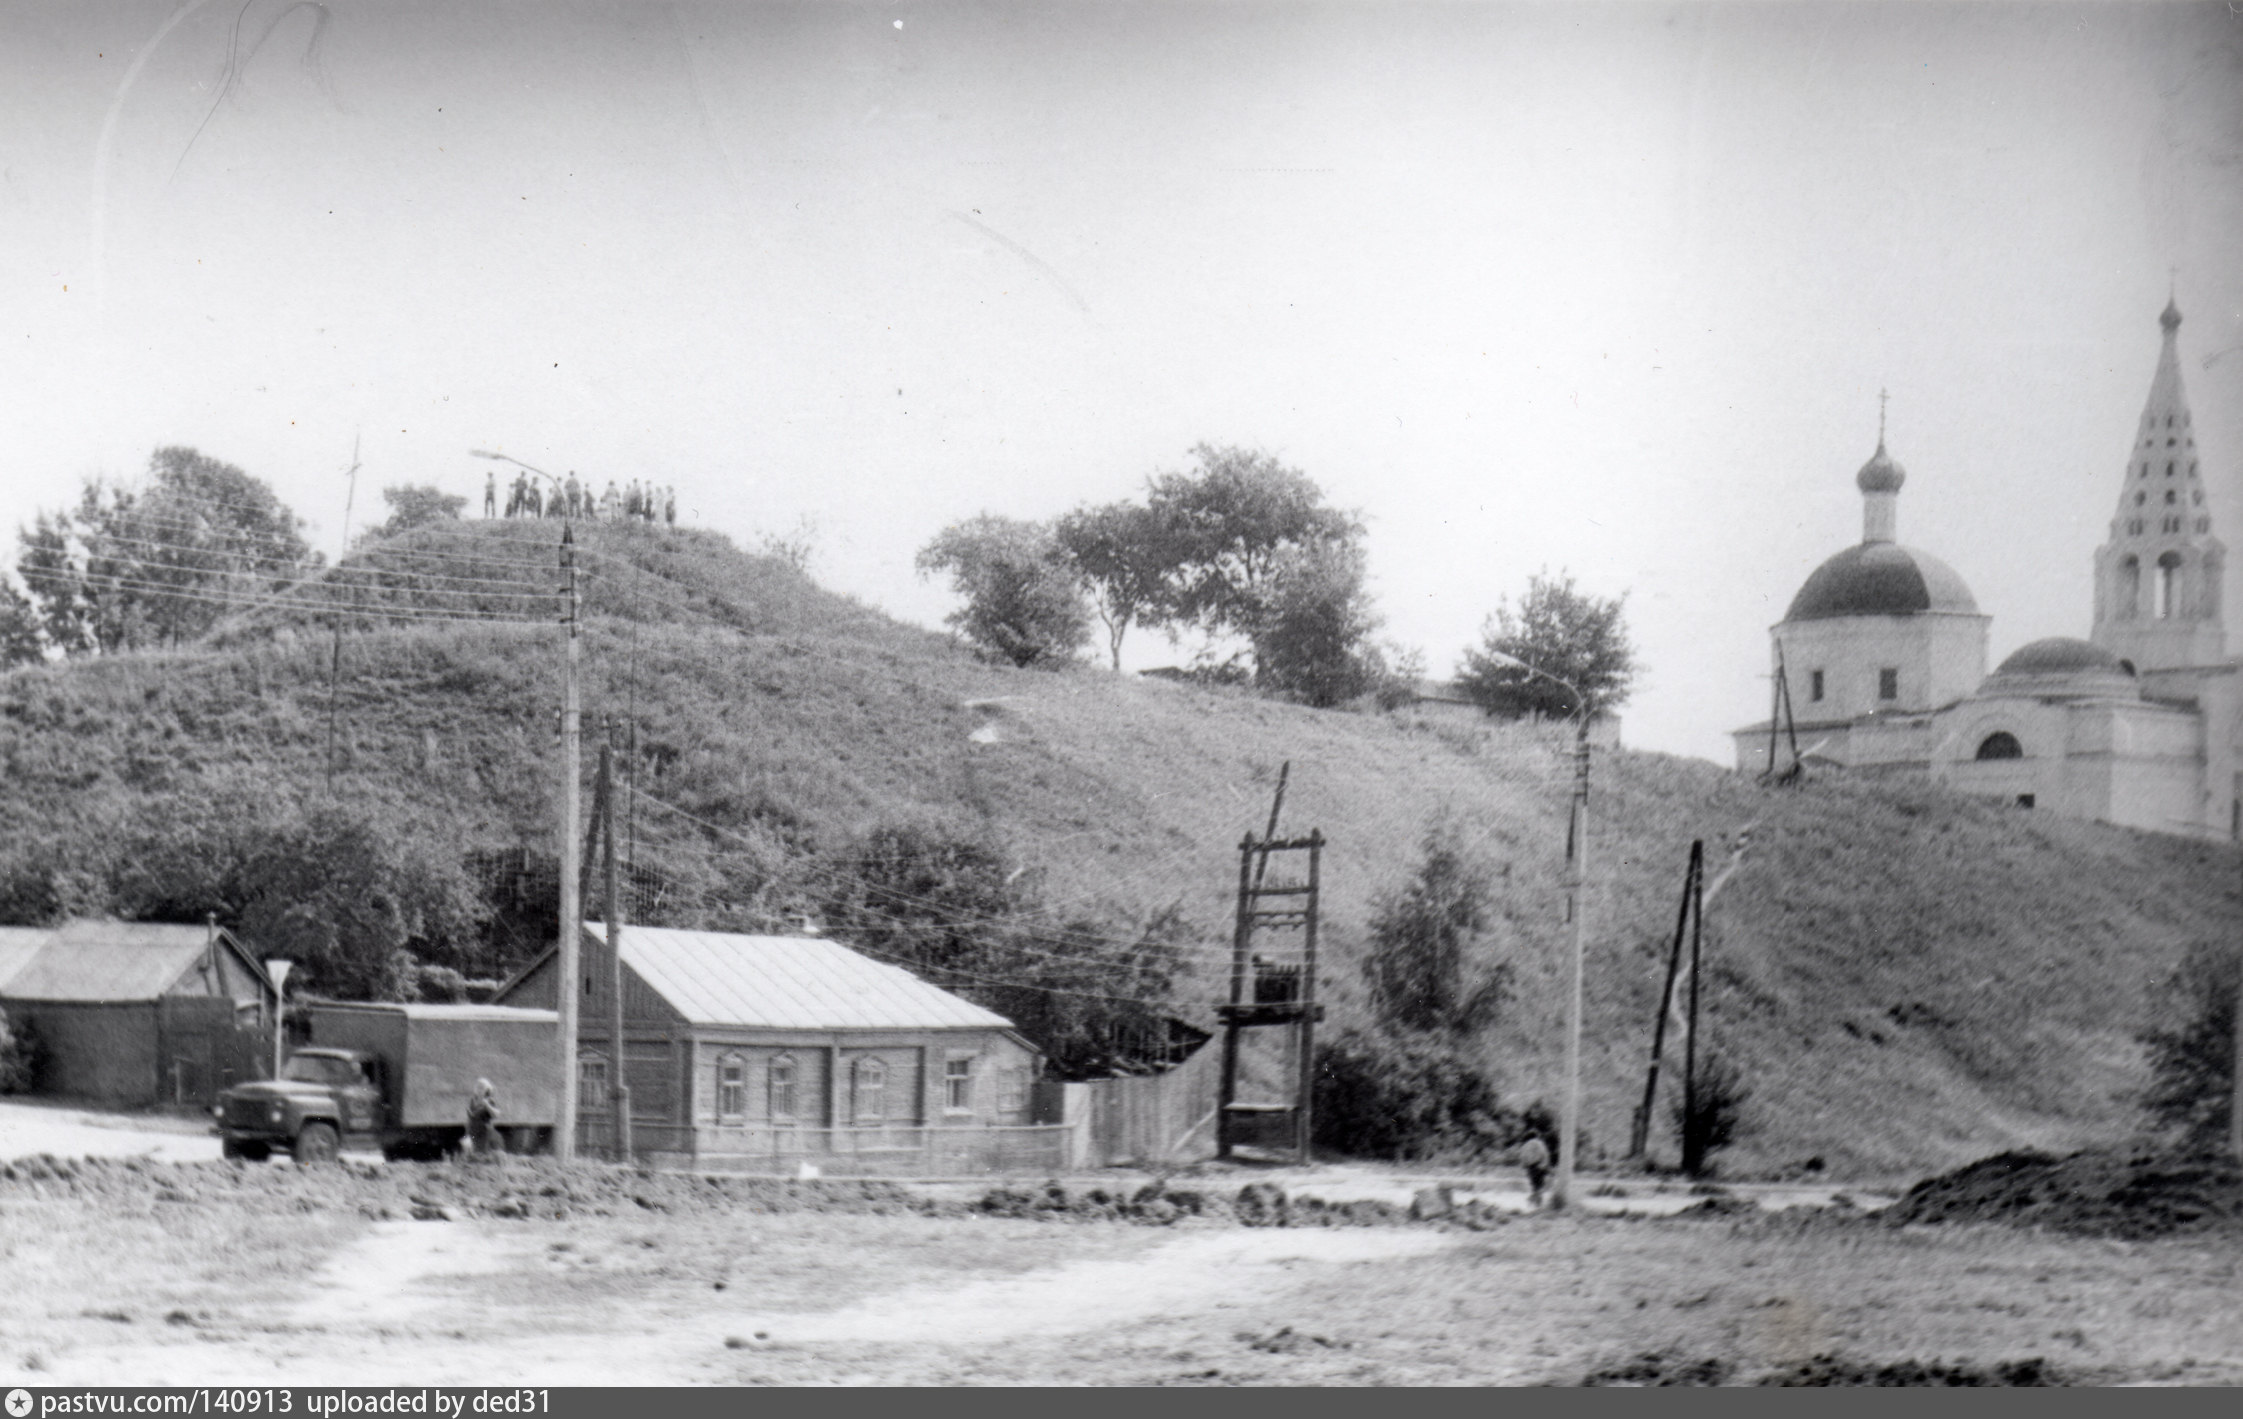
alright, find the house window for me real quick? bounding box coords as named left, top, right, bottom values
left=578, top=1052, right=608, bottom=1106
left=1878, top=668, right=1899, bottom=701
left=850, top=1057, right=887, bottom=1123
left=944, top=1055, right=975, bottom=1114
left=768, top=1054, right=798, bottom=1122
left=1808, top=669, right=1824, bottom=702
left=1975, top=732, right=2023, bottom=761
left=716, top=1053, right=747, bottom=1119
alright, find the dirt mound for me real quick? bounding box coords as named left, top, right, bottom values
left=1882, top=1148, right=2243, bottom=1240
left=0, top=1153, right=932, bottom=1221
left=1582, top=1350, right=2069, bottom=1387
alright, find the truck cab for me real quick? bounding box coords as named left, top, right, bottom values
left=215, top=1048, right=384, bottom=1163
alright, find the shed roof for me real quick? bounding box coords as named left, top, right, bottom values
left=0, top=927, right=51, bottom=993
left=0, top=919, right=266, bottom=1003
left=581, top=923, right=1015, bottom=1032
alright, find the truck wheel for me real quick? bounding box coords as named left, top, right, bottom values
left=222, top=1138, right=271, bottom=1163
left=292, top=1122, right=341, bottom=1166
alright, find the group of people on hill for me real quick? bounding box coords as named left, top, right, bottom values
left=488, top=471, right=676, bottom=525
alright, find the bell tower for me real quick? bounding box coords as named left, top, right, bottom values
left=2092, top=296, right=2227, bottom=672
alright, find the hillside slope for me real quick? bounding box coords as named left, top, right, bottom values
left=1, top=517, right=2235, bottom=1179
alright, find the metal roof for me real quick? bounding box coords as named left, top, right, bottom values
left=584, top=922, right=1015, bottom=1032
left=0, top=920, right=255, bottom=1003
left=315, top=1002, right=558, bottom=1023
left=0, top=927, right=51, bottom=994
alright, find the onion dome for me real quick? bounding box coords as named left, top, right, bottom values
left=1785, top=542, right=1979, bottom=622
left=1855, top=440, right=1907, bottom=495
left=2160, top=296, right=2182, bottom=332
left=1995, top=637, right=2128, bottom=676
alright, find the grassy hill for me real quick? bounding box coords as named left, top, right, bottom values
left=2, top=516, right=2236, bottom=1181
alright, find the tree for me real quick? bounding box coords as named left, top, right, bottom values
left=0, top=577, right=43, bottom=667
left=15, top=447, right=316, bottom=654
left=2141, top=941, right=2238, bottom=1155
left=1362, top=823, right=1507, bottom=1035
left=1052, top=500, right=1181, bottom=670
left=1252, top=539, right=1387, bottom=706
left=1456, top=571, right=1637, bottom=721
left=376, top=484, right=467, bottom=539
left=915, top=515, right=1091, bottom=668
left=1147, top=444, right=1362, bottom=645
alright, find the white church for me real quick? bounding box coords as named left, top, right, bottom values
left=1733, top=298, right=2238, bottom=841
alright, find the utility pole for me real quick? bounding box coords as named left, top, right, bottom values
left=554, top=517, right=581, bottom=1161
left=1551, top=714, right=1591, bottom=1211
left=601, top=737, right=632, bottom=1163
left=2232, top=853, right=2242, bottom=1164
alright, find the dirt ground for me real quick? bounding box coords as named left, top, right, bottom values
left=0, top=1147, right=2237, bottom=1386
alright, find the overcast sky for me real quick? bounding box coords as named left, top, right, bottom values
left=4, top=1, right=2240, bottom=763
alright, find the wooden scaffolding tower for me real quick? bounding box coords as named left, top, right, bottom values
left=1216, top=829, right=1324, bottom=1162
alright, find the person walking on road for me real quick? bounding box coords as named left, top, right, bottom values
left=1519, top=1132, right=1552, bottom=1209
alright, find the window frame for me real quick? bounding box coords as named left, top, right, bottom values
left=850, top=1056, right=888, bottom=1124
left=767, top=1053, right=799, bottom=1123
left=1877, top=667, right=1899, bottom=701
left=943, top=1054, right=976, bottom=1115
left=578, top=1051, right=610, bottom=1110
left=1808, top=668, right=1824, bottom=703
left=716, top=1051, right=748, bottom=1121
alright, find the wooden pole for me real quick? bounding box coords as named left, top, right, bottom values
left=1295, top=830, right=1322, bottom=1164
left=1217, top=834, right=1255, bottom=1159
left=1551, top=719, right=1591, bottom=1211
left=1631, top=840, right=1701, bottom=1161
left=2232, top=854, right=2242, bottom=1164
left=602, top=739, right=631, bottom=1163
left=1682, top=848, right=1707, bottom=1176
left=553, top=519, right=581, bottom=1161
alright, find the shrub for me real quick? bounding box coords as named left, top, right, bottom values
left=0, top=1008, right=39, bottom=1093
left=1313, top=1027, right=1510, bottom=1162
left=1674, top=1052, right=1753, bottom=1176
left=2140, top=941, right=2238, bottom=1155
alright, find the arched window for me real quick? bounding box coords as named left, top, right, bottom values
left=768, top=1054, right=798, bottom=1121
left=850, top=1057, right=887, bottom=1123
left=2155, top=551, right=2182, bottom=619
left=716, top=1052, right=747, bottom=1119
left=1975, top=732, right=2023, bottom=761
left=2117, top=556, right=2140, bottom=619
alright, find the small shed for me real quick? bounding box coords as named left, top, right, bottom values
left=494, top=924, right=1058, bottom=1174
left=0, top=919, right=277, bottom=1108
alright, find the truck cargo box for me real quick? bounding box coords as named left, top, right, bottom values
left=309, top=1002, right=560, bottom=1130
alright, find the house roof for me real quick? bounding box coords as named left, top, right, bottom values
left=580, top=923, right=1016, bottom=1032
left=0, top=919, right=269, bottom=1004
left=0, top=927, right=51, bottom=993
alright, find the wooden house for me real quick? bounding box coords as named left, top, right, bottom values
left=494, top=924, right=1059, bottom=1174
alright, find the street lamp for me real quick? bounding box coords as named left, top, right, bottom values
left=264, top=958, right=294, bottom=1079
left=1485, top=651, right=1593, bottom=1212
left=470, top=447, right=582, bottom=1162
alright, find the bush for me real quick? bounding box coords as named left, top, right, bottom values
left=0, top=1008, right=39, bottom=1093
left=1674, top=1052, right=1752, bottom=1176
left=1313, top=1028, right=1512, bottom=1162
left=2140, top=941, right=2238, bottom=1155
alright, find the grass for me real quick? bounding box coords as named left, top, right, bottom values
left=0, top=517, right=2238, bottom=1178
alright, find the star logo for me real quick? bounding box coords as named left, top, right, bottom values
left=5, top=1388, right=33, bottom=1418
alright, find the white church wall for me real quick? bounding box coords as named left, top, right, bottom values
left=1773, top=613, right=1988, bottom=727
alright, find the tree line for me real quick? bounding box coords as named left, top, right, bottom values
left=917, top=441, right=1640, bottom=719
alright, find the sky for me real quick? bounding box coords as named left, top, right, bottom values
left=3, top=1, right=2240, bottom=764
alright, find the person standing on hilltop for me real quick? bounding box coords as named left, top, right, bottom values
left=483, top=471, right=497, bottom=519
left=563, top=474, right=582, bottom=519
left=664, top=486, right=677, bottom=525
left=600, top=481, right=620, bottom=521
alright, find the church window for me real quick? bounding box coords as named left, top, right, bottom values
left=2165, top=414, right=2173, bottom=427
left=2118, top=555, right=2141, bottom=618
left=1975, top=732, right=2023, bottom=761
left=1878, top=668, right=1898, bottom=701
left=2200, top=517, right=2213, bottom=534
left=2166, top=462, right=2175, bottom=476
left=2166, top=489, right=2177, bottom=504
left=2016, top=794, right=2035, bottom=809
left=2154, top=552, right=2182, bottom=619
left=1809, top=669, right=1824, bottom=702
left=2194, top=489, right=2204, bottom=505
left=2135, top=492, right=2145, bottom=506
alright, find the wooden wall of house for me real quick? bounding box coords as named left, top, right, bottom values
left=10, top=1000, right=160, bottom=1106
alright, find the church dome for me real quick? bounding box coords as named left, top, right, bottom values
left=1994, top=637, right=2128, bottom=676
left=1785, top=542, right=1980, bottom=622
left=1855, top=441, right=1907, bottom=494
left=1979, top=636, right=2139, bottom=701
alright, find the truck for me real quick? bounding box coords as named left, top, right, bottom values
left=214, top=1002, right=561, bottom=1164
